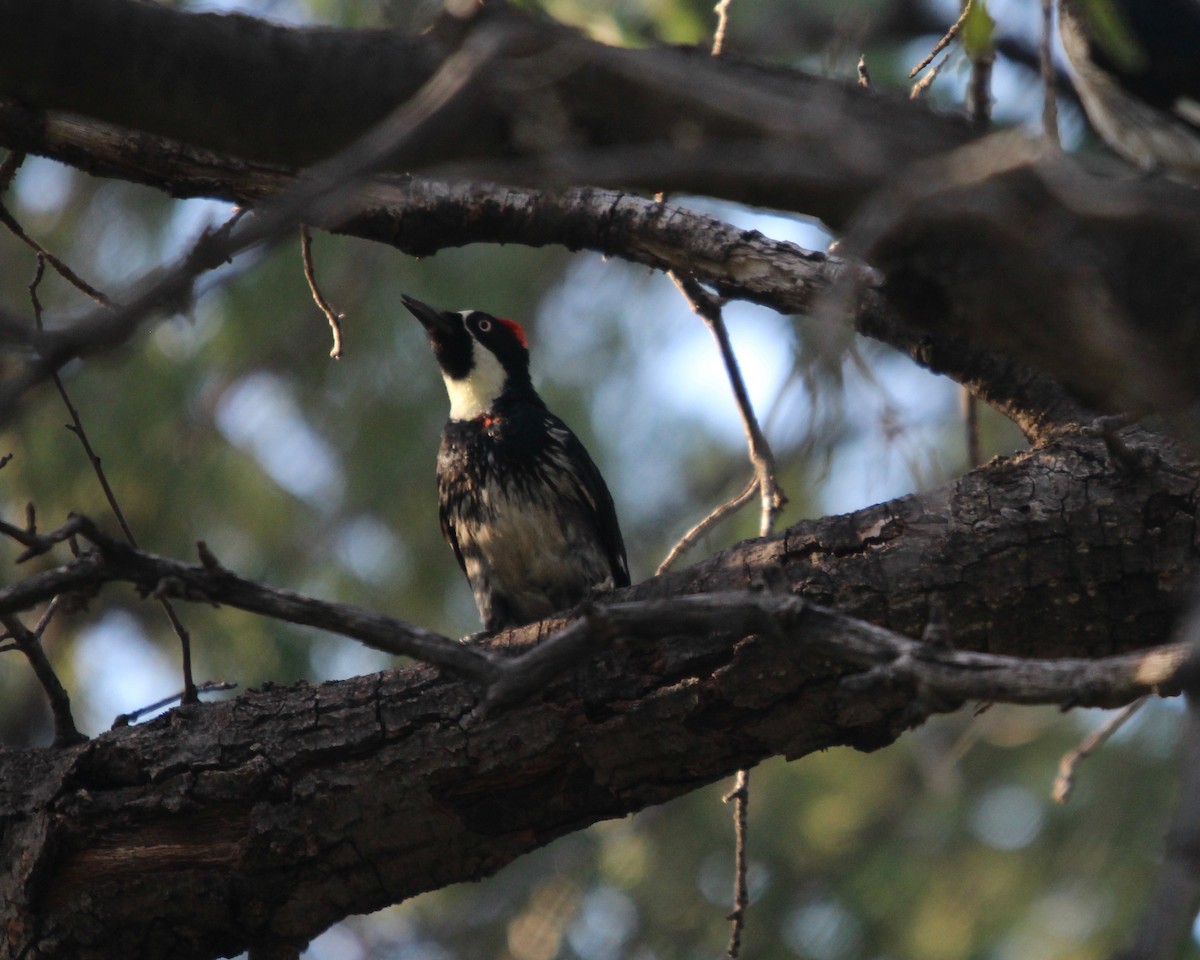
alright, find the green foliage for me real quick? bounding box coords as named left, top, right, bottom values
left=962, top=0, right=996, bottom=60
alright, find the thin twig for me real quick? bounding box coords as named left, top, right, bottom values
left=669, top=269, right=780, bottom=960
left=1040, top=0, right=1061, bottom=147
left=669, top=272, right=784, bottom=538
left=0, top=513, right=502, bottom=686
left=910, top=0, right=972, bottom=78
left=711, top=0, right=733, bottom=56
left=3, top=204, right=118, bottom=309
left=724, top=768, right=750, bottom=958
left=0, top=614, right=86, bottom=746
left=28, top=255, right=199, bottom=703
left=856, top=54, right=871, bottom=89
left=1053, top=696, right=1147, bottom=803
left=300, top=225, right=345, bottom=359
left=32, top=594, right=63, bottom=638
left=910, top=52, right=951, bottom=100
left=111, top=679, right=238, bottom=728
left=657, top=476, right=757, bottom=575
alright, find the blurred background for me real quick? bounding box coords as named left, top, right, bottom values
left=0, top=0, right=1189, bottom=957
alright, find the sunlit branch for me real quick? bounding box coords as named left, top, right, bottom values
left=712, top=0, right=733, bottom=57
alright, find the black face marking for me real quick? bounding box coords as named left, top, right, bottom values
left=431, top=320, right=474, bottom=381
left=463, top=311, right=530, bottom=379
left=401, top=295, right=476, bottom=380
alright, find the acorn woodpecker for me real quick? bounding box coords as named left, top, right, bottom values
left=401, top=294, right=630, bottom=632
left=1059, top=0, right=1200, bottom=181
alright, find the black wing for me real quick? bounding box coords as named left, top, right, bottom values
left=541, top=413, right=630, bottom=588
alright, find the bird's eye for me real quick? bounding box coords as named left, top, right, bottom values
left=476, top=318, right=492, bottom=333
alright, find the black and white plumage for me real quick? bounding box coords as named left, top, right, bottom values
left=1059, top=0, right=1200, bottom=182
left=401, top=294, right=629, bottom=632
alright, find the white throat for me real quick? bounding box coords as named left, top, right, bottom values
left=444, top=342, right=507, bottom=421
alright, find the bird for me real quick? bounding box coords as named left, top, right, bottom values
left=1058, top=0, right=1200, bottom=182
left=401, top=294, right=630, bottom=633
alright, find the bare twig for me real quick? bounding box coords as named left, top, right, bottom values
left=1052, top=696, right=1146, bottom=803
left=668, top=268, right=784, bottom=960
left=910, top=0, right=972, bottom=78
left=0, top=614, right=86, bottom=746
left=668, top=272, right=784, bottom=538
left=0, top=510, right=85, bottom=562
left=657, top=476, right=757, bottom=575
left=1040, top=0, right=1061, bottom=147
left=2, top=204, right=118, bottom=309
left=0, top=513, right=501, bottom=685
left=29, top=254, right=200, bottom=703
left=300, top=224, right=345, bottom=359
left=724, top=768, right=750, bottom=958
left=910, top=52, right=951, bottom=100
left=111, top=679, right=238, bottom=728
left=966, top=43, right=994, bottom=127
left=712, top=0, right=733, bottom=56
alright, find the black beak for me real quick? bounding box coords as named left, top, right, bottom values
left=401, top=294, right=456, bottom=341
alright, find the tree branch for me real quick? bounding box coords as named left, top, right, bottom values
left=0, top=101, right=1085, bottom=437
left=0, top=0, right=977, bottom=226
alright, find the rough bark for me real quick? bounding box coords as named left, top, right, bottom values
left=2, top=2, right=1199, bottom=958
left=0, top=0, right=976, bottom=227
left=2, top=425, right=1197, bottom=960
left=0, top=104, right=1085, bottom=439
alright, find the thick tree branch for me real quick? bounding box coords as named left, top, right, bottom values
left=0, top=105, right=1085, bottom=437
left=0, top=394, right=1196, bottom=959
left=0, top=0, right=976, bottom=227
left=0, top=21, right=518, bottom=415
left=845, top=134, right=1200, bottom=425
left=2, top=2, right=1189, bottom=436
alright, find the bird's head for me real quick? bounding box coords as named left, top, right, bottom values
left=401, top=295, right=532, bottom=421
